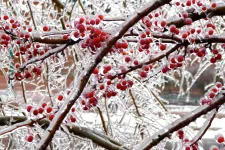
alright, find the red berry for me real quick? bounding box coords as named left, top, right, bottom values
left=43, top=26, right=49, bottom=32
left=38, top=107, right=44, bottom=114
left=93, top=68, right=98, bottom=74
left=33, top=109, right=39, bottom=115
left=160, top=21, right=167, bottom=27
left=186, top=0, right=191, bottom=6
left=177, top=55, right=184, bottom=62
left=42, top=103, right=47, bottom=108
left=28, top=27, right=32, bottom=32
left=90, top=20, right=95, bottom=25
left=79, top=17, right=85, bottom=23
left=185, top=18, right=192, bottom=25
left=12, top=23, right=17, bottom=28
left=58, top=95, right=64, bottom=101
left=125, top=56, right=131, bottom=63
left=210, top=57, right=216, bottom=63
left=139, top=71, right=147, bottom=78
left=10, top=19, right=15, bottom=23
left=77, top=24, right=85, bottom=32
left=182, top=33, right=188, bottom=39
left=216, top=82, right=222, bottom=88
left=99, top=84, right=104, bottom=90
left=143, top=65, right=149, bottom=72
left=121, top=42, right=128, bottom=49
left=96, top=18, right=101, bottom=25
left=3, top=15, right=9, bottom=20
left=62, top=34, right=68, bottom=40
left=211, top=3, right=217, bottom=8
left=81, top=100, right=86, bottom=105
left=212, top=49, right=219, bottom=54
left=170, top=25, right=177, bottom=33
left=105, top=65, right=112, bottom=71
left=46, top=107, right=53, bottom=113
left=1, top=34, right=6, bottom=39
left=178, top=130, right=184, bottom=135
left=134, top=60, right=139, bottom=65
left=216, top=54, right=222, bottom=60
left=159, top=44, right=166, bottom=51
left=209, top=92, right=215, bottom=98
left=98, top=15, right=104, bottom=20
left=26, top=135, right=34, bottom=142
left=71, top=107, right=76, bottom=112
left=217, top=136, right=224, bottom=143
left=48, top=114, right=55, bottom=121
left=212, top=87, right=218, bottom=93
left=208, top=29, right=214, bottom=35
left=70, top=116, right=76, bottom=122
left=27, top=105, right=33, bottom=112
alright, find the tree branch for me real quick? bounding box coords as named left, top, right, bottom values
left=0, top=116, right=129, bottom=150
left=36, top=0, right=172, bottom=149
left=27, top=1, right=37, bottom=30
left=97, top=107, right=108, bottom=135
left=189, top=108, right=218, bottom=147
left=137, top=95, right=225, bottom=150
left=167, top=4, right=225, bottom=28
left=52, top=0, right=64, bottom=9
left=19, top=38, right=82, bottom=70
left=111, top=44, right=181, bottom=80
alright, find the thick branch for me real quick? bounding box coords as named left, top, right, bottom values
left=36, top=0, right=172, bottom=149
left=0, top=116, right=128, bottom=150
left=52, top=0, right=64, bottom=9
left=137, top=95, right=225, bottom=150
left=167, top=4, right=225, bottom=28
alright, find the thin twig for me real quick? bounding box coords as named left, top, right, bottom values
left=18, top=52, right=27, bottom=104
left=129, top=89, right=141, bottom=116
left=69, top=1, right=77, bottom=21
left=78, top=0, right=86, bottom=15
left=189, top=108, right=218, bottom=147
left=46, top=63, right=54, bottom=106
left=150, top=91, right=168, bottom=112
left=57, top=4, right=66, bottom=30
left=20, top=38, right=82, bottom=70
left=97, top=107, right=108, bottom=135
left=27, top=1, right=37, bottom=30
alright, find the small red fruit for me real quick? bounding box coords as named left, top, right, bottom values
left=26, top=135, right=34, bottom=142
left=159, top=44, right=166, bottom=51
left=217, top=136, right=224, bottom=143
left=38, top=107, right=44, bottom=114
left=33, top=109, right=39, bottom=115
left=160, top=21, right=167, bottom=27
left=58, top=95, right=64, bottom=101
left=42, top=103, right=47, bottom=108
left=27, top=105, right=33, bottom=112
left=43, top=26, right=49, bottom=32
left=46, top=107, right=53, bottom=113
left=48, top=114, right=55, bottom=121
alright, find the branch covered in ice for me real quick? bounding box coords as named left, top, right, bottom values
left=189, top=109, right=218, bottom=147
left=0, top=116, right=128, bottom=150
left=19, top=38, right=82, bottom=70
left=167, top=3, right=225, bottom=28
left=136, top=96, right=225, bottom=150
